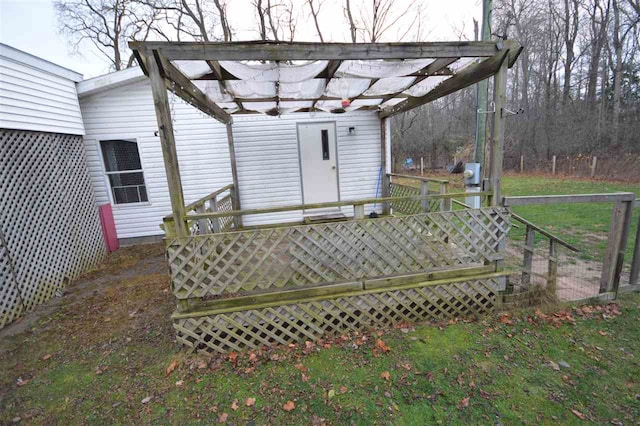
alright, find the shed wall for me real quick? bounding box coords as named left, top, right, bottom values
left=0, top=50, right=84, bottom=135
left=79, top=79, right=382, bottom=238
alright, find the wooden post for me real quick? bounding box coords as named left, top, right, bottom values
left=591, top=156, right=597, bottom=178
left=488, top=57, right=508, bottom=207
left=600, top=200, right=634, bottom=293
left=552, top=155, right=556, bottom=175
left=440, top=182, right=451, bottom=211
left=420, top=181, right=430, bottom=212
left=145, top=50, right=188, bottom=237
left=195, top=204, right=207, bottom=235
left=209, top=196, right=221, bottom=233
left=520, top=155, right=524, bottom=173
left=420, top=157, right=424, bottom=176
left=522, top=225, right=535, bottom=286
left=381, top=118, right=390, bottom=215
left=548, top=239, right=557, bottom=295
left=629, top=207, right=640, bottom=287
left=354, top=204, right=365, bottom=219
left=226, top=122, right=242, bottom=229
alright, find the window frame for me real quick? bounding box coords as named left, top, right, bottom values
left=96, top=137, right=151, bottom=207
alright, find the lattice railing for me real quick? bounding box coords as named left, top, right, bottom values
left=174, top=276, right=504, bottom=353
left=388, top=173, right=450, bottom=214
left=167, top=208, right=511, bottom=299
left=0, top=130, right=105, bottom=328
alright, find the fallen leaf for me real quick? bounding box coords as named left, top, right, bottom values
left=245, top=397, right=256, bottom=407
left=141, top=396, right=152, bottom=404
left=228, top=352, right=238, bottom=364
left=571, top=409, right=586, bottom=420
left=231, top=400, right=239, bottom=411
left=165, top=360, right=178, bottom=377
left=549, top=361, right=560, bottom=371
left=175, top=380, right=184, bottom=387
left=16, top=378, right=29, bottom=387
left=598, top=330, right=607, bottom=336
left=294, top=363, right=307, bottom=372
left=380, top=371, right=391, bottom=381
left=328, top=389, right=336, bottom=399
left=42, top=354, right=52, bottom=361
left=248, top=352, right=258, bottom=363
left=301, top=373, right=309, bottom=382
left=458, top=397, right=470, bottom=409
left=217, top=412, right=228, bottom=423
left=339, top=385, right=348, bottom=394
left=283, top=400, right=296, bottom=412
left=375, top=339, right=391, bottom=353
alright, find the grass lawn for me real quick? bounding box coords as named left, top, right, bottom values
left=1, top=174, right=639, bottom=425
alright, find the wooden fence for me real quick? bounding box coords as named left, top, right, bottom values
left=166, top=204, right=511, bottom=352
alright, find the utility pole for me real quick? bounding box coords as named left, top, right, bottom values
left=473, top=0, right=492, bottom=168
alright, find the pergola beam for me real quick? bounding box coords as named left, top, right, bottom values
left=130, top=41, right=501, bottom=61
left=379, top=50, right=510, bottom=118
left=152, top=51, right=233, bottom=125
left=311, top=60, right=341, bottom=111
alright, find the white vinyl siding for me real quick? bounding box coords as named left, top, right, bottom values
left=80, top=80, right=232, bottom=239
left=80, top=78, right=382, bottom=238
left=0, top=51, right=84, bottom=135
left=233, top=112, right=381, bottom=227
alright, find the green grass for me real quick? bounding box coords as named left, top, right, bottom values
left=2, top=292, right=639, bottom=424
left=501, top=175, right=639, bottom=261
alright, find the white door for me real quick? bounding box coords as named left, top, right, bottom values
left=297, top=122, right=339, bottom=207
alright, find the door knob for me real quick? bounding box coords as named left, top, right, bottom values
left=331, top=166, right=336, bottom=170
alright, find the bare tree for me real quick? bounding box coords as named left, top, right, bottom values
left=54, top=0, right=158, bottom=71
left=561, top=0, right=580, bottom=105
left=306, top=0, right=325, bottom=42
left=344, top=0, right=358, bottom=42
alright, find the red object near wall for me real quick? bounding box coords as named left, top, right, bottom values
left=99, top=204, right=119, bottom=252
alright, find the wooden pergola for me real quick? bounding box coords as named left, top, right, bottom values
left=129, top=40, right=523, bottom=237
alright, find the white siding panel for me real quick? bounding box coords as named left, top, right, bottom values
left=80, top=80, right=232, bottom=239
left=0, top=56, right=84, bottom=135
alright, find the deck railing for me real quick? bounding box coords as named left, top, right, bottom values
left=387, top=173, right=451, bottom=214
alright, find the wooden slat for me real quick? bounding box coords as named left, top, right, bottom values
left=380, top=50, right=510, bottom=118
left=503, top=193, right=636, bottom=206
left=152, top=51, right=232, bottom=125
left=130, top=41, right=502, bottom=61
left=184, top=191, right=493, bottom=221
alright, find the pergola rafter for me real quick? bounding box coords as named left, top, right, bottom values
left=129, top=40, right=521, bottom=237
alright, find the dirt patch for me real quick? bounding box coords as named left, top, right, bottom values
left=0, top=243, right=171, bottom=350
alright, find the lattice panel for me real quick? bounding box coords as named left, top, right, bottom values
left=389, top=183, right=440, bottom=214
left=0, top=129, right=105, bottom=328
left=174, top=277, right=502, bottom=353
left=217, top=194, right=234, bottom=232
left=168, top=208, right=510, bottom=298
left=187, top=192, right=234, bottom=236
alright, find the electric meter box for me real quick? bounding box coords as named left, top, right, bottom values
left=464, top=162, right=481, bottom=185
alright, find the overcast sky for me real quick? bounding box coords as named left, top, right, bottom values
left=0, top=0, right=482, bottom=80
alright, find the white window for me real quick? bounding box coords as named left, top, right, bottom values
left=100, top=139, right=148, bottom=204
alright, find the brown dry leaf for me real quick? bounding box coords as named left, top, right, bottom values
left=375, top=339, right=391, bottom=353
left=175, top=379, right=184, bottom=387
left=42, top=354, right=52, bottom=361
left=598, top=330, right=608, bottom=336
left=571, top=409, right=587, bottom=420
left=401, top=363, right=412, bottom=371
left=458, top=397, right=470, bottom=409
left=283, top=400, right=296, bottom=412
left=323, top=343, right=331, bottom=349
left=499, top=314, right=513, bottom=325
left=217, top=412, right=229, bottom=423
left=16, top=378, right=29, bottom=387
left=228, top=352, right=239, bottom=364
left=380, top=371, right=391, bottom=381
left=294, top=363, right=307, bottom=372
left=305, top=341, right=314, bottom=350
left=245, top=397, right=256, bottom=407
left=248, top=352, right=258, bottom=363
left=165, top=360, right=178, bottom=377
left=231, top=400, right=239, bottom=411
left=339, top=385, right=348, bottom=394
left=244, top=367, right=255, bottom=374
left=301, top=373, right=309, bottom=382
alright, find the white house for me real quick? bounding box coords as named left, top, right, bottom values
left=77, top=68, right=385, bottom=244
